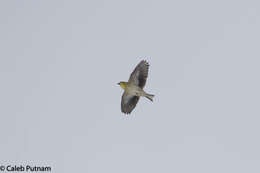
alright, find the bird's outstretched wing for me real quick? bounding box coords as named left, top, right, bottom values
left=128, top=60, right=149, bottom=89
left=121, top=92, right=140, bottom=114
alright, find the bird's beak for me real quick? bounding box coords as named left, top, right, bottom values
left=117, top=82, right=120, bottom=85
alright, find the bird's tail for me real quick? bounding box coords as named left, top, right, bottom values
left=145, top=93, right=155, bottom=102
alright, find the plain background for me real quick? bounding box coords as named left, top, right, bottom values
left=1, top=0, right=260, bottom=172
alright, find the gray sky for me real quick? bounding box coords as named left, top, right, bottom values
left=1, top=0, right=260, bottom=172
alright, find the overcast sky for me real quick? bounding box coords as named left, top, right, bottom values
left=1, top=0, right=260, bottom=172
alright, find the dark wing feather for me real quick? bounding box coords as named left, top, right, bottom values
left=121, top=92, right=140, bottom=114
left=128, top=60, right=149, bottom=89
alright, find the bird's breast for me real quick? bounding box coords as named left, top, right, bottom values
left=125, top=85, right=143, bottom=96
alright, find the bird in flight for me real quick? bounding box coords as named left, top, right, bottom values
left=118, top=60, right=154, bottom=114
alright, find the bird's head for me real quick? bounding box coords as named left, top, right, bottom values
left=117, top=81, right=127, bottom=90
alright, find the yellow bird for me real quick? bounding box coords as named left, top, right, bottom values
left=118, top=60, right=154, bottom=114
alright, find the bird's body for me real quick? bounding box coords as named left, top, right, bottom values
left=119, top=81, right=153, bottom=99
left=118, top=60, right=154, bottom=114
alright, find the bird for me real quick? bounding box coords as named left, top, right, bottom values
left=118, top=60, right=154, bottom=114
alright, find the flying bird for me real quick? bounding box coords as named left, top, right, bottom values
left=118, top=60, right=154, bottom=114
